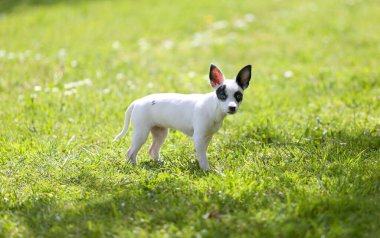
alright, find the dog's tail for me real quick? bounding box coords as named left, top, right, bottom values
left=113, top=102, right=135, bottom=141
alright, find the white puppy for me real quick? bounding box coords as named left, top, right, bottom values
left=114, top=64, right=252, bottom=170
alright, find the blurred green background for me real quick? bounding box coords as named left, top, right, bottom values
left=0, top=0, right=379, bottom=237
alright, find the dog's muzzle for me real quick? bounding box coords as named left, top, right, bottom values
left=228, top=106, right=237, bottom=114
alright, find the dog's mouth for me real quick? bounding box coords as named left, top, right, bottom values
left=227, top=110, right=237, bottom=115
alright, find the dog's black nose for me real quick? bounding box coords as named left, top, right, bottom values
left=228, top=106, right=236, bottom=113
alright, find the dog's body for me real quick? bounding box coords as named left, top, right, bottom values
left=114, top=64, right=252, bottom=170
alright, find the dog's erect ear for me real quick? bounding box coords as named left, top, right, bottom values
left=209, top=64, right=225, bottom=88
left=236, top=65, right=252, bottom=90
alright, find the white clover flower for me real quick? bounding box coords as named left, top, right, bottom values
left=244, top=14, right=256, bottom=23
left=18, top=53, right=25, bottom=63
left=0, top=50, right=5, bottom=58
left=126, top=81, right=136, bottom=89
left=64, top=89, right=77, bottom=96
left=116, top=72, right=124, bottom=80
left=64, top=78, right=92, bottom=89
left=284, top=71, right=293, bottom=79
left=24, top=50, right=31, bottom=57
left=234, top=19, right=247, bottom=29
left=58, top=48, right=66, bottom=59
left=112, top=41, right=121, bottom=50
left=7, top=52, right=15, bottom=60
left=188, top=71, right=196, bottom=78
left=35, top=53, right=42, bottom=61
left=210, top=20, right=228, bottom=30
left=162, top=39, right=174, bottom=50
left=34, top=85, right=42, bottom=92
left=191, top=32, right=210, bottom=47
left=96, top=70, right=102, bottom=79
left=71, top=60, right=78, bottom=68
left=138, top=38, right=150, bottom=51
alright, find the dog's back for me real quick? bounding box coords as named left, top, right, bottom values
left=132, top=93, right=207, bottom=136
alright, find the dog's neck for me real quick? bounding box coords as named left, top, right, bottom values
left=207, top=92, right=228, bottom=122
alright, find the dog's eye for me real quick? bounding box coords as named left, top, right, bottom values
left=234, top=92, right=243, bottom=102
left=216, top=85, right=228, bottom=101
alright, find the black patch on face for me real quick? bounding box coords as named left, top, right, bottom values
left=151, top=100, right=156, bottom=106
left=234, top=91, right=243, bottom=103
left=216, top=85, right=227, bottom=101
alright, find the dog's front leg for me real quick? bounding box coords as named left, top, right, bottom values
left=192, top=134, right=212, bottom=171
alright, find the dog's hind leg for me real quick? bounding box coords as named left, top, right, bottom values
left=126, top=126, right=150, bottom=165
left=149, top=127, right=168, bottom=161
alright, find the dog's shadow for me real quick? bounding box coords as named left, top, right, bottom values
left=139, top=157, right=211, bottom=178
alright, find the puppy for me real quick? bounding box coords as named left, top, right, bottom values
left=114, top=64, right=252, bottom=170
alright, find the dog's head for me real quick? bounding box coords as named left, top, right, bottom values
left=209, top=64, right=252, bottom=114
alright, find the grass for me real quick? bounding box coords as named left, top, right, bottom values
left=0, top=0, right=379, bottom=237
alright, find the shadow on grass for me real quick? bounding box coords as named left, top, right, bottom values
left=0, top=0, right=100, bottom=13
left=5, top=129, right=379, bottom=237
left=234, top=123, right=379, bottom=158
left=139, top=158, right=211, bottom=178
left=10, top=175, right=247, bottom=236
left=10, top=165, right=379, bottom=237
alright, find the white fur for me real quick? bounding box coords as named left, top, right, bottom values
left=114, top=65, right=251, bottom=170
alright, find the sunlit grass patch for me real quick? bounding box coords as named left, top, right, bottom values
left=0, top=0, right=379, bottom=237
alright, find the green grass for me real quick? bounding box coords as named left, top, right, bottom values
left=0, top=0, right=379, bottom=237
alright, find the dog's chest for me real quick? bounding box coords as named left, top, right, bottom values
left=210, top=119, right=223, bottom=133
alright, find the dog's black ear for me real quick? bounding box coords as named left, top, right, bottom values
left=209, top=64, right=225, bottom=88
left=236, top=65, right=252, bottom=90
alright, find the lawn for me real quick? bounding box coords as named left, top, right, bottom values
left=0, top=0, right=379, bottom=237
